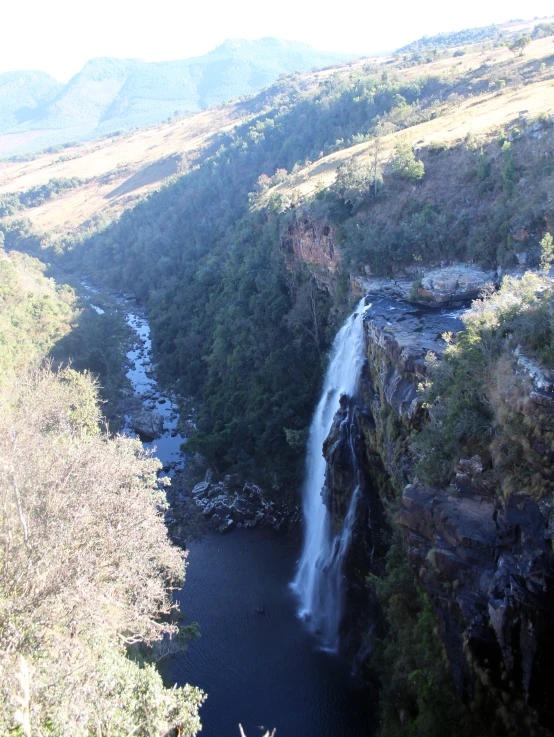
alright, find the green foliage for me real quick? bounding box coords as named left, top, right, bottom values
left=398, top=25, right=503, bottom=55
left=0, top=177, right=83, bottom=216
left=540, top=231, right=554, bottom=272
left=0, top=250, right=74, bottom=377
left=333, top=121, right=554, bottom=274
left=390, top=143, right=425, bottom=182
left=0, top=249, right=129, bottom=420
left=508, top=35, right=532, bottom=55
left=532, top=22, right=554, bottom=39
left=332, top=158, right=372, bottom=209
left=369, top=536, right=479, bottom=737
left=414, top=273, right=554, bottom=490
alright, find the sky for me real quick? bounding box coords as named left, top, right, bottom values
left=2, top=0, right=554, bottom=81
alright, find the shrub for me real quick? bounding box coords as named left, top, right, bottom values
left=0, top=366, right=204, bottom=736
left=390, top=143, right=425, bottom=182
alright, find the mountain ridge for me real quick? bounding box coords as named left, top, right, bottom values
left=0, top=38, right=357, bottom=155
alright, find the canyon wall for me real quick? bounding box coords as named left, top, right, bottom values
left=321, top=294, right=554, bottom=734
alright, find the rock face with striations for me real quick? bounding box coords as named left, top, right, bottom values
left=280, top=216, right=340, bottom=292
left=398, top=478, right=554, bottom=731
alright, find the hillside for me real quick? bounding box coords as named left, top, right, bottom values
left=0, top=104, right=249, bottom=236
left=0, top=38, right=355, bottom=156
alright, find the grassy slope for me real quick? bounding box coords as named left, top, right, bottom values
left=4, top=34, right=552, bottom=244
left=263, top=36, right=554, bottom=203
left=0, top=104, right=250, bottom=237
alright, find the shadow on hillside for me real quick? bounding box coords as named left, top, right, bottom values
left=105, top=154, right=183, bottom=198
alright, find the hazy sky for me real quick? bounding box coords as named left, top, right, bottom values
left=2, top=0, right=553, bottom=81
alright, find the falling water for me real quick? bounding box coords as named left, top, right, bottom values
left=292, top=297, right=368, bottom=650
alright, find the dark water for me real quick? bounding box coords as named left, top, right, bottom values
left=170, top=529, right=375, bottom=737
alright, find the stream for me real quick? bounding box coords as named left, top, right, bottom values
left=79, top=281, right=376, bottom=737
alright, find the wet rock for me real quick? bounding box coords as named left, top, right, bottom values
left=458, top=455, right=483, bottom=475
left=192, top=481, right=211, bottom=497
left=131, top=409, right=164, bottom=440
left=218, top=518, right=234, bottom=534
left=223, top=473, right=242, bottom=490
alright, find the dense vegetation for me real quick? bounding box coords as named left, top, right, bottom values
left=54, top=57, right=519, bottom=489
left=0, top=177, right=83, bottom=216
left=368, top=535, right=483, bottom=737
left=0, top=249, right=203, bottom=736
left=0, top=246, right=129, bottom=418
left=415, top=270, right=554, bottom=495
left=397, top=24, right=505, bottom=55
left=304, top=114, right=554, bottom=275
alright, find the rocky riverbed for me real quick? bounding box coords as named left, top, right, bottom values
left=80, top=279, right=296, bottom=541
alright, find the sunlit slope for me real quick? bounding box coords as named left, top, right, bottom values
left=263, top=36, right=554, bottom=203
left=0, top=105, right=248, bottom=235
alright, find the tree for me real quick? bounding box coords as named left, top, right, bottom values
left=369, top=134, right=384, bottom=197
left=390, top=142, right=425, bottom=182
left=540, top=232, right=554, bottom=273
left=333, top=158, right=371, bottom=208
left=0, top=366, right=204, bottom=736
left=508, top=35, right=531, bottom=56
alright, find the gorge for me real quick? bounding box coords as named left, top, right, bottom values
left=2, top=21, right=554, bottom=737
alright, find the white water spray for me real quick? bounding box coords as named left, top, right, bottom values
left=292, top=298, right=368, bottom=650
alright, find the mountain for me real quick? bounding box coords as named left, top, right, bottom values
left=0, top=39, right=356, bottom=155
left=0, top=70, right=63, bottom=132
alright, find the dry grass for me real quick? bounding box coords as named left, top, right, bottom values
left=0, top=105, right=249, bottom=237
left=263, top=36, right=554, bottom=203
left=1, top=29, right=553, bottom=239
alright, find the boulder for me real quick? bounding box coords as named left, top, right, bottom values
left=131, top=409, right=164, bottom=440
left=418, top=265, right=495, bottom=303
left=218, top=518, right=234, bottom=534
left=192, top=481, right=211, bottom=497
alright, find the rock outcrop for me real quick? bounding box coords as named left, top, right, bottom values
left=398, top=479, right=554, bottom=732
left=190, top=476, right=295, bottom=533
left=352, top=264, right=496, bottom=305
left=418, top=265, right=495, bottom=303
left=131, top=408, right=164, bottom=440
left=281, top=216, right=340, bottom=291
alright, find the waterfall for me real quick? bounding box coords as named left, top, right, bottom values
left=291, top=297, right=368, bottom=651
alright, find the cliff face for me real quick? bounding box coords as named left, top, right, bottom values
left=321, top=293, right=554, bottom=734
left=280, top=216, right=340, bottom=290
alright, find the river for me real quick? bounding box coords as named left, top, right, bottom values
left=80, top=282, right=376, bottom=737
